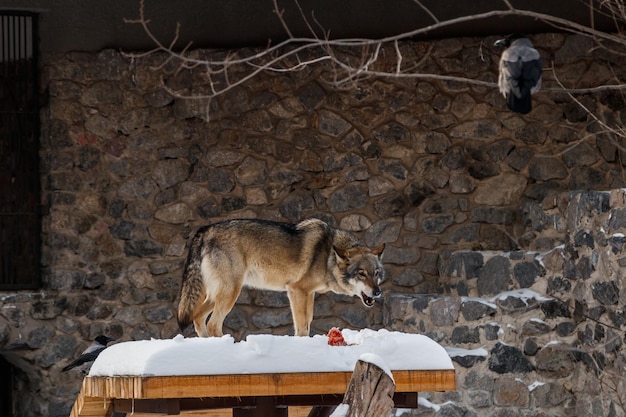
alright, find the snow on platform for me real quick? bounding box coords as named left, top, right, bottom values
left=89, top=329, right=453, bottom=377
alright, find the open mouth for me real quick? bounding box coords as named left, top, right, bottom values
left=361, top=292, right=376, bottom=307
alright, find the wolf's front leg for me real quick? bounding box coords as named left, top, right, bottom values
left=305, top=292, right=315, bottom=332
left=287, top=287, right=313, bottom=336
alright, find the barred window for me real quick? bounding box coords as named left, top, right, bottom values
left=0, top=12, right=40, bottom=289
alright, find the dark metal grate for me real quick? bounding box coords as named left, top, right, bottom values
left=0, top=12, right=40, bottom=289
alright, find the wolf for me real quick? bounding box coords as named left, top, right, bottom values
left=177, top=218, right=385, bottom=337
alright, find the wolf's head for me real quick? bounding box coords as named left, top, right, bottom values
left=335, top=243, right=385, bottom=307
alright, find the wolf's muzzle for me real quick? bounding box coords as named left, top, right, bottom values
left=361, top=287, right=382, bottom=307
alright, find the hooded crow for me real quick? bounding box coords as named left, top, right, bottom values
left=495, top=34, right=542, bottom=114
left=61, top=335, right=115, bottom=373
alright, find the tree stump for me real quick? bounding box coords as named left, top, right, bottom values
left=338, top=358, right=396, bottom=417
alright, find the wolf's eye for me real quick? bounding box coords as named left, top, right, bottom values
left=374, top=269, right=379, bottom=278
left=358, top=269, right=366, bottom=277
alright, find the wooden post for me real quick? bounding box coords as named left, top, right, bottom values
left=339, top=359, right=396, bottom=417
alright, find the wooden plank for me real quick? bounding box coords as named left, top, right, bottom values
left=140, top=373, right=351, bottom=398
left=84, top=376, right=141, bottom=399
left=75, top=403, right=303, bottom=417
left=82, top=370, right=455, bottom=400
left=114, top=410, right=233, bottom=417
left=70, top=379, right=113, bottom=417
left=69, top=395, right=112, bottom=417
left=395, top=369, right=456, bottom=392
left=137, top=411, right=313, bottom=417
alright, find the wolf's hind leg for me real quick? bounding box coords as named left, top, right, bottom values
left=193, top=299, right=214, bottom=337
left=206, top=285, right=241, bottom=337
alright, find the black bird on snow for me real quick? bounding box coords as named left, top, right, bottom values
left=61, top=335, right=115, bottom=373
left=494, top=34, right=542, bottom=114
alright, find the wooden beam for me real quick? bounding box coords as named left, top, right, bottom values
left=114, top=399, right=180, bottom=415
left=395, top=369, right=456, bottom=392
left=82, top=370, right=455, bottom=399
left=108, top=392, right=416, bottom=414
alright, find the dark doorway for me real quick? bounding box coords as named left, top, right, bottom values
left=0, top=12, right=41, bottom=289
left=0, top=355, right=14, bottom=417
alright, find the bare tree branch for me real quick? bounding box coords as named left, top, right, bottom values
left=124, top=0, right=626, bottom=101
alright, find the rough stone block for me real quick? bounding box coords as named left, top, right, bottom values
left=250, top=308, right=293, bottom=329
left=514, top=260, right=545, bottom=288
left=442, top=251, right=484, bottom=279
left=540, top=299, right=571, bottom=319
left=521, top=319, right=552, bottom=335
left=461, top=299, right=496, bottom=321
left=591, top=281, right=619, bottom=305
left=494, top=377, right=529, bottom=407
left=535, top=344, right=576, bottom=377
left=477, top=256, right=512, bottom=296
left=451, top=325, right=480, bottom=343
left=531, top=382, right=571, bottom=407
left=430, top=296, right=461, bottom=326
left=489, top=342, right=534, bottom=374
left=452, top=354, right=485, bottom=368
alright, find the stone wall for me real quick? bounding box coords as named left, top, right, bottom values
left=1, top=33, right=626, bottom=416
left=390, top=189, right=626, bottom=417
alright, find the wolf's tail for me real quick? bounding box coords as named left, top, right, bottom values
left=177, top=230, right=206, bottom=332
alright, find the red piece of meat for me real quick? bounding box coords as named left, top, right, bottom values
left=327, top=327, right=348, bottom=346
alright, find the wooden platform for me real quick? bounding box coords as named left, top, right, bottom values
left=70, top=369, right=456, bottom=417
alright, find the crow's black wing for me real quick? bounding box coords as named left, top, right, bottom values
left=61, top=347, right=106, bottom=372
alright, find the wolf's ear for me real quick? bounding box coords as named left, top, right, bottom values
left=334, top=246, right=350, bottom=262
left=372, top=243, right=385, bottom=258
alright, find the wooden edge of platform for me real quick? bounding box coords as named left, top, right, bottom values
left=82, top=369, right=455, bottom=399
left=71, top=370, right=455, bottom=417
